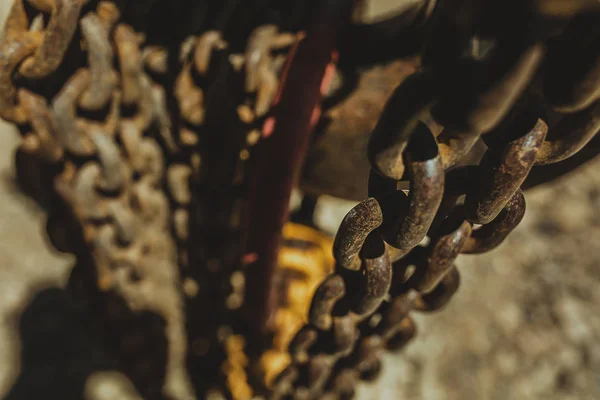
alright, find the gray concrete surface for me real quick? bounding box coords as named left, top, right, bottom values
left=0, top=121, right=73, bottom=398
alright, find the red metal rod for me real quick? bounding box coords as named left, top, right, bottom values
left=244, top=0, right=357, bottom=334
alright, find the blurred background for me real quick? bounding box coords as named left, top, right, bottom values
left=0, top=1, right=599, bottom=399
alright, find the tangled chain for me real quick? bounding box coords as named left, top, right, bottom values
left=271, top=1, right=600, bottom=398
left=0, top=0, right=297, bottom=398
left=0, top=1, right=198, bottom=398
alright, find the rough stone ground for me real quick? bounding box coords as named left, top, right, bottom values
left=1, top=3, right=599, bottom=399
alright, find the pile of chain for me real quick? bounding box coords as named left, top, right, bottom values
left=270, top=1, right=600, bottom=399
left=0, top=1, right=200, bottom=398
left=0, top=0, right=301, bottom=399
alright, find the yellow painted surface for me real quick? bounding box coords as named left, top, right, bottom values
left=259, top=222, right=335, bottom=388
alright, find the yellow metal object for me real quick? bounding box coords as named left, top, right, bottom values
left=259, top=222, right=335, bottom=388
left=223, top=222, right=334, bottom=399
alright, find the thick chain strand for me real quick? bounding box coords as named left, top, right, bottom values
left=272, top=1, right=600, bottom=398
left=0, top=1, right=298, bottom=399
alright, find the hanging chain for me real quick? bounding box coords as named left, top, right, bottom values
left=1, top=1, right=200, bottom=398
left=0, top=1, right=298, bottom=399
left=270, top=1, right=600, bottom=398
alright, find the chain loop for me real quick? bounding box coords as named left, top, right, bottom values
left=465, top=118, right=546, bottom=224
left=536, top=100, right=600, bottom=165
left=19, top=0, right=86, bottom=79
left=332, top=198, right=382, bottom=271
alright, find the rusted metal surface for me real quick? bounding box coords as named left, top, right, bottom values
left=332, top=197, right=382, bottom=271
left=0, top=0, right=598, bottom=399
left=300, top=58, right=419, bottom=201
left=0, top=1, right=197, bottom=398
left=270, top=2, right=600, bottom=398
left=465, top=118, right=547, bottom=225
left=0, top=1, right=297, bottom=398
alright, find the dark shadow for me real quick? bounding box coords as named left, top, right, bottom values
left=3, top=287, right=115, bottom=400
left=290, top=195, right=318, bottom=227
left=4, top=258, right=172, bottom=400
left=67, top=261, right=171, bottom=400
left=94, top=292, right=170, bottom=400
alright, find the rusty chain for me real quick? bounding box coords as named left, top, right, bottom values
left=1, top=2, right=199, bottom=398
left=0, top=1, right=299, bottom=399
left=270, top=2, right=600, bottom=399
left=0, top=0, right=599, bottom=399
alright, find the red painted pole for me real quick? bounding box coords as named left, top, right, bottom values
left=244, top=0, right=357, bottom=334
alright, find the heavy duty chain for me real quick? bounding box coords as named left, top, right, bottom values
left=0, top=1, right=299, bottom=398
left=1, top=2, right=199, bottom=398
left=269, top=1, right=600, bottom=399
left=0, top=1, right=599, bottom=400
